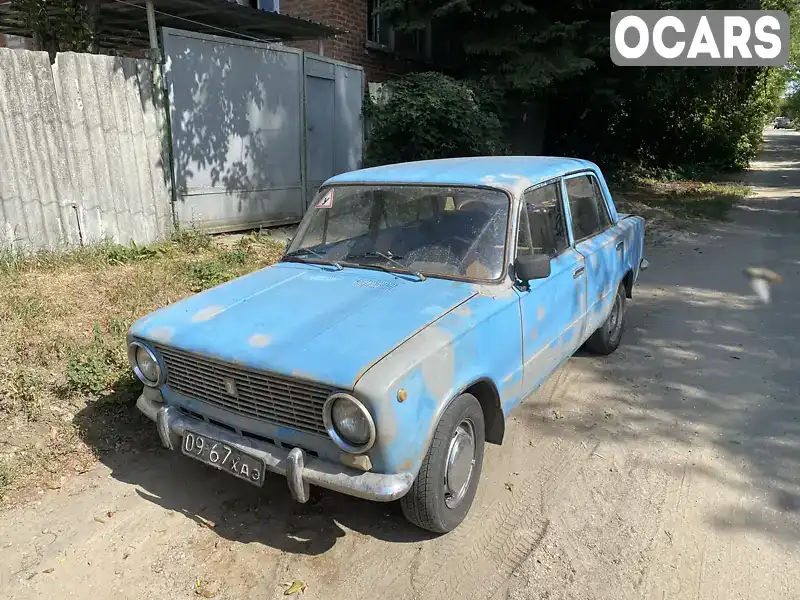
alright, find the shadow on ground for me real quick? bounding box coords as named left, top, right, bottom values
left=73, top=392, right=435, bottom=557
left=518, top=168, right=800, bottom=545
left=73, top=131, right=800, bottom=555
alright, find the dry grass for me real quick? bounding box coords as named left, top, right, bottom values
left=0, top=229, right=285, bottom=503
left=613, top=177, right=751, bottom=234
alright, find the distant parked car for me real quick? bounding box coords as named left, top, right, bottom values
left=128, top=156, right=648, bottom=533
left=774, top=117, right=791, bottom=129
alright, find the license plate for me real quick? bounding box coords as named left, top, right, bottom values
left=181, top=430, right=266, bottom=487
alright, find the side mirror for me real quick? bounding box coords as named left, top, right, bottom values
left=515, top=253, right=551, bottom=282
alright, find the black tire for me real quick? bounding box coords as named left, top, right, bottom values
left=585, top=282, right=627, bottom=355
left=400, top=393, right=485, bottom=534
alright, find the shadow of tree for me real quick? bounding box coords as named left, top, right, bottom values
left=514, top=213, right=800, bottom=545
left=164, top=35, right=301, bottom=225
left=111, top=32, right=363, bottom=233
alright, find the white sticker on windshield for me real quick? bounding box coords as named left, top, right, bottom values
left=315, top=189, right=334, bottom=209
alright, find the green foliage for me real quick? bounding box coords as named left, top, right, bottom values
left=66, top=323, right=131, bottom=394
left=783, top=0, right=800, bottom=73
left=11, top=0, right=97, bottom=57
left=0, top=238, right=171, bottom=276
left=378, top=0, right=594, bottom=104
left=364, top=72, right=506, bottom=166
left=642, top=180, right=750, bottom=221
left=779, top=5, right=800, bottom=121
left=379, top=0, right=797, bottom=174
left=185, top=261, right=234, bottom=291
left=101, top=240, right=165, bottom=264
left=781, top=90, right=800, bottom=120
left=171, top=228, right=214, bottom=253
left=0, top=231, right=219, bottom=277
left=184, top=249, right=247, bottom=292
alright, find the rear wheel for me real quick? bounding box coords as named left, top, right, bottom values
left=585, top=282, right=626, bottom=355
left=400, top=393, right=485, bottom=533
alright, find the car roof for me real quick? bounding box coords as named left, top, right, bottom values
left=325, top=156, right=599, bottom=196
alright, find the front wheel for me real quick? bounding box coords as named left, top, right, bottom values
left=400, top=393, right=485, bottom=533
left=585, top=282, right=627, bottom=355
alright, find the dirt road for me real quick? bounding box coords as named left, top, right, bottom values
left=1, top=130, right=798, bottom=600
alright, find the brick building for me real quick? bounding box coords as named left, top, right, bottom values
left=2, top=1, right=430, bottom=83
left=280, top=0, right=434, bottom=83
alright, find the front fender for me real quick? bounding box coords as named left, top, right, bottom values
left=354, top=286, right=523, bottom=476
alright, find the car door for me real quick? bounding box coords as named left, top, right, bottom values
left=515, top=180, right=588, bottom=398
left=563, top=172, right=620, bottom=337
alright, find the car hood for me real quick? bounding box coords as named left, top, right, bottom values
left=129, top=262, right=477, bottom=389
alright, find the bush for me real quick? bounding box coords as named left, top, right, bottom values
left=364, top=72, right=507, bottom=167
left=66, top=324, right=131, bottom=394
left=172, top=227, right=213, bottom=253
left=185, top=249, right=248, bottom=292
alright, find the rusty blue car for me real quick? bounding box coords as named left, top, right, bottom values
left=129, top=156, right=647, bottom=533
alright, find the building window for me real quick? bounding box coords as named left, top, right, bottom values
left=367, top=0, right=431, bottom=61
left=367, top=0, right=392, bottom=48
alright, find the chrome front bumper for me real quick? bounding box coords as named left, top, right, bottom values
left=136, top=394, right=413, bottom=503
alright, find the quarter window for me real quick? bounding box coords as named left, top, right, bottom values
left=517, top=182, right=569, bottom=257
left=565, top=175, right=611, bottom=241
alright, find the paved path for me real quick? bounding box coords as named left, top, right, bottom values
left=1, top=130, right=798, bottom=600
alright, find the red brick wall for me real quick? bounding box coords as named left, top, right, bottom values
left=281, top=0, right=422, bottom=83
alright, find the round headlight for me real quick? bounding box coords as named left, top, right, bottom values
left=128, top=342, right=162, bottom=386
left=323, top=393, right=376, bottom=454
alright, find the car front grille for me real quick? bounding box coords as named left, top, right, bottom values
left=155, top=345, right=331, bottom=436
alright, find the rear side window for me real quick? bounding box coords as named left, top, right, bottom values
left=517, top=182, right=569, bottom=257
left=565, top=175, right=612, bottom=241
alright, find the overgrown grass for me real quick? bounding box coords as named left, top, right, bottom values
left=613, top=176, right=751, bottom=231
left=66, top=324, right=133, bottom=395
left=0, top=228, right=286, bottom=503
left=0, top=226, right=251, bottom=277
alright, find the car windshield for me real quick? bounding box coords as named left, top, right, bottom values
left=284, top=185, right=511, bottom=281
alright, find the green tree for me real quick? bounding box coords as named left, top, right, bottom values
left=9, top=0, right=98, bottom=60
left=364, top=72, right=506, bottom=166
left=377, top=0, right=798, bottom=172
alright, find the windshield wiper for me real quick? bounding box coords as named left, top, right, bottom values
left=282, top=248, right=343, bottom=270
left=345, top=251, right=426, bottom=281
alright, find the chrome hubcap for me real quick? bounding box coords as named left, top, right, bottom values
left=444, top=419, right=476, bottom=509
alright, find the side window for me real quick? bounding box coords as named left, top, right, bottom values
left=517, top=182, right=569, bottom=257
left=565, top=175, right=612, bottom=241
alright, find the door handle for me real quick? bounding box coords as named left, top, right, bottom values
left=616, top=240, right=624, bottom=251
left=573, top=266, right=585, bottom=279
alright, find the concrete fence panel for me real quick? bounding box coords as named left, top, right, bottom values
left=0, top=49, right=78, bottom=249
left=0, top=48, right=172, bottom=252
